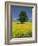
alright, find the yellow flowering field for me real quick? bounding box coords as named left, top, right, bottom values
left=12, top=22, right=32, bottom=38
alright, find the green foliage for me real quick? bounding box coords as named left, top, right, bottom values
left=19, top=11, right=28, bottom=23
left=13, top=31, right=32, bottom=38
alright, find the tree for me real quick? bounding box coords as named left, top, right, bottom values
left=19, top=11, right=28, bottom=24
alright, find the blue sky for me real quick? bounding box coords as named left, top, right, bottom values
left=11, top=6, right=32, bottom=22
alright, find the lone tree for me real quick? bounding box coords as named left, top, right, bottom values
left=19, top=11, right=28, bottom=24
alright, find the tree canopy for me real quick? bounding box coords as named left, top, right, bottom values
left=19, top=11, right=28, bottom=23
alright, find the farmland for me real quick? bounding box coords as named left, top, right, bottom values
left=12, top=22, right=32, bottom=38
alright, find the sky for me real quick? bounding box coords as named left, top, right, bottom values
left=11, top=5, right=32, bottom=22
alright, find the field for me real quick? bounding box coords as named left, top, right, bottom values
left=12, top=22, right=32, bottom=38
